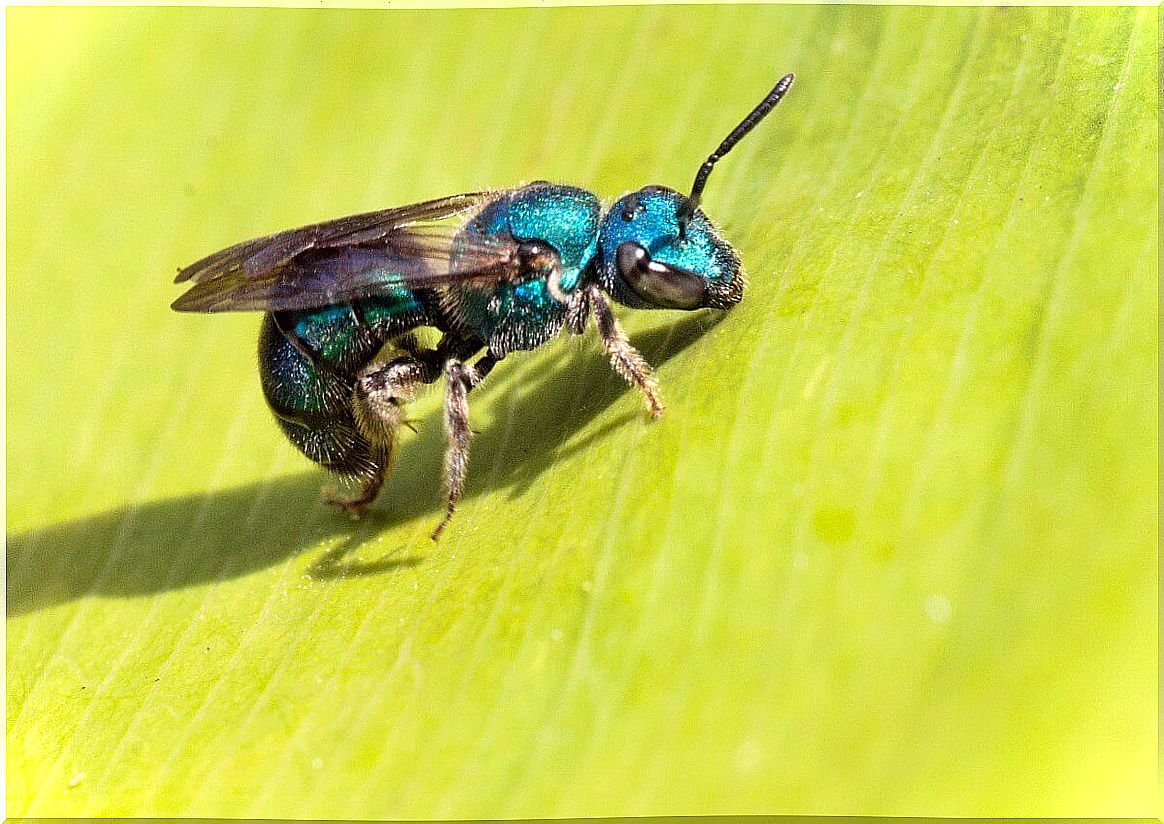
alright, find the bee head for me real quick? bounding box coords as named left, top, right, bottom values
left=594, top=72, right=794, bottom=312
left=596, top=186, right=742, bottom=310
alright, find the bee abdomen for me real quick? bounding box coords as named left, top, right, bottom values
left=257, top=301, right=424, bottom=483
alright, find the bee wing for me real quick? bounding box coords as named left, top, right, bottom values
left=171, top=228, right=521, bottom=312
left=175, top=192, right=493, bottom=285
left=171, top=191, right=525, bottom=313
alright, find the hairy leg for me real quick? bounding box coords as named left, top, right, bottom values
left=323, top=466, right=385, bottom=519
left=327, top=349, right=442, bottom=518
left=584, top=286, right=663, bottom=418
left=352, top=355, right=435, bottom=443
left=319, top=359, right=422, bottom=517
left=328, top=332, right=485, bottom=519
left=431, top=352, right=499, bottom=541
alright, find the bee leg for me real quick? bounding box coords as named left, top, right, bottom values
left=564, top=286, right=591, bottom=335
left=431, top=352, right=499, bottom=541
left=585, top=286, right=664, bottom=418
left=325, top=354, right=441, bottom=518
left=317, top=416, right=392, bottom=520
left=323, top=467, right=385, bottom=520
left=352, top=356, right=434, bottom=443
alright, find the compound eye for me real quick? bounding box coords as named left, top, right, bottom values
left=615, top=241, right=707, bottom=309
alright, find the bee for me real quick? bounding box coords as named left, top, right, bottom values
left=173, top=72, right=795, bottom=539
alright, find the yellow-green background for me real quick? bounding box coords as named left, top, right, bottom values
left=6, top=5, right=1157, bottom=818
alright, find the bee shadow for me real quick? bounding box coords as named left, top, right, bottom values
left=7, top=312, right=722, bottom=615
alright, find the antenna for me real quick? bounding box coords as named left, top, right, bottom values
left=677, top=72, right=795, bottom=238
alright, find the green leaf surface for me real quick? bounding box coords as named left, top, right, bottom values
left=6, top=5, right=1156, bottom=817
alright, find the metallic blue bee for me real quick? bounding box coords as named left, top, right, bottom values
left=173, top=72, right=795, bottom=538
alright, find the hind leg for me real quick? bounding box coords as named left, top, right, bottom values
left=352, top=356, right=436, bottom=442
left=350, top=331, right=481, bottom=444
left=267, top=411, right=389, bottom=519
left=326, top=348, right=448, bottom=518
left=323, top=463, right=386, bottom=519
left=324, top=358, right=426, bottom=518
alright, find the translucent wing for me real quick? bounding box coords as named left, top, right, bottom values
left=171, top=191, right=523, bottom=313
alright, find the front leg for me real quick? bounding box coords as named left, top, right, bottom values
left=582, top=286, right=664, bottom=418
left=432, top=352, right=500, bottom=541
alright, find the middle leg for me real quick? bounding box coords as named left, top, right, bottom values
left=432, top=352, right=500, bottom=541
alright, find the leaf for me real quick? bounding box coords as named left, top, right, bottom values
left=6, top=5, right=1156, bottom=817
